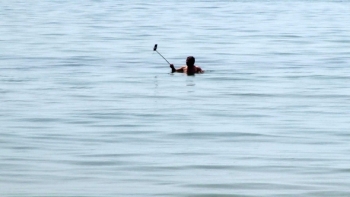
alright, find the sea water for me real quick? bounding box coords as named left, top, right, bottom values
left=1, top=1, right=350, bottom=196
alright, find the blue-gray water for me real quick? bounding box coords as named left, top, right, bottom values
left=1, top=1, right=350, bottom=196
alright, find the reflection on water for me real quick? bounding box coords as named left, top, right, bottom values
left=1, top=1, right=350, bottom=197
left=186, top=76, right=196, bottom=87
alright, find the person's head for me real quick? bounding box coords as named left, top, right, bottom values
left=186, top=56, right=195, bottom=66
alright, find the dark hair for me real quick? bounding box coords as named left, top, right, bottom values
left=186, top=56, right=195, bottom=65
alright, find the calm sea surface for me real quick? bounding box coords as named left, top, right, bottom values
left=1, top=1, right=350, bottom=196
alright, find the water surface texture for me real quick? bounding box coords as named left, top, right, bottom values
left=1, top=1, right=350, bottom=197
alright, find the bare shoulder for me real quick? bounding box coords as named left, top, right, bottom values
left=195, top=65, right=204, bottom=73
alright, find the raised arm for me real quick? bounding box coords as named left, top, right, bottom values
left=170, top=64, right=184, bottom=73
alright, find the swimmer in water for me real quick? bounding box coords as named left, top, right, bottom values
left=170, top=56, right=204, bottom=75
